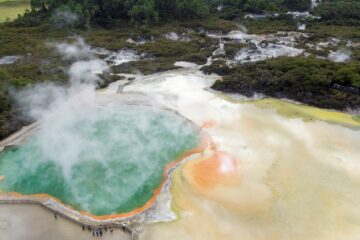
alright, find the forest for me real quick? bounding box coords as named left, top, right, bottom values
left=26, top=0, right=312, bottom=26
left=18, top=0, right=359, bottom=27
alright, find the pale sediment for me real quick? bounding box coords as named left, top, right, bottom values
left=0, top=204, right=132, bottom=240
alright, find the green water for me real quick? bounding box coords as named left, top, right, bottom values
left=0, top=105, right=199, bottom=216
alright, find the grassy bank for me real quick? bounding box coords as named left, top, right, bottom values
left=243, top=17, right=360, bottom=39
left=242, top=18, right=297, bottom=34
left=0, top=0, right=30, bottom=23
left=306, top=24, right=360, bottom=39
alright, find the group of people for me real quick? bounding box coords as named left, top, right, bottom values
left=53, top=212, right=129, bottom=238
left=86, top=225, right=113, bottom=237
left=82, top=222, right=116, bottom=237
left=54, top=212, right=118, bottom=237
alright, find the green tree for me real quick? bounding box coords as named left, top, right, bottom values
left=281, top=0, right=311, bottom=11
left=175, top=0, right=209, bottom=18
left=30, top=0, right=47, bottom=11
left=126, top=0, right=159, bottom=23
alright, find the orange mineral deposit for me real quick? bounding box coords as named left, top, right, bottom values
left=184, top=151, right=240, bottom=189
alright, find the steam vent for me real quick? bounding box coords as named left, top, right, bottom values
left=0, top=104, right=200, bottom=217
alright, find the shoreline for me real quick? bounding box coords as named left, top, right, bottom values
left=0, top=122, right=40, bottom=152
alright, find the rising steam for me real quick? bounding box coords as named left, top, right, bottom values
left=2, top=38, right=199, bottom=215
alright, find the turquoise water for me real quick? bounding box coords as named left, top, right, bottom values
left=0, top=105, right=199, bottom=216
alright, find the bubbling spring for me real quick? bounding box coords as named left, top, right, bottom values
left=0, top=104, right=199, bottom=216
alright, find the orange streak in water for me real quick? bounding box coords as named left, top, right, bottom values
left=201, top=120, right=216, bottom=129
left=0, top=132, right=212, bottom=220
left=0, top=176, right=4, bottom=181
left=186, top=151, right=239, bottom=189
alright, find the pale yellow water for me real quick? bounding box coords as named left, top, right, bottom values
left=251, top=98, right=360, bottom=127
left=117, top=69, right=360, bottom=240
left=143, top=106, right=360, bottom=240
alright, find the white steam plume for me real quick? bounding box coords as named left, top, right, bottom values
left=328, top=49, right=352, bottom=63
left=16, top=37, right=109, bottom=120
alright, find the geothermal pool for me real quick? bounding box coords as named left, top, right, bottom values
left=0, top=104, right=199, bottom=216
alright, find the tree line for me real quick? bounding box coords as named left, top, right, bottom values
left=28, top=0, right=312, bottom=26
left=313, top=0, right=360, bottom=26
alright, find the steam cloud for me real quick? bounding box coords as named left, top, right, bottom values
left=10, top=37, right=111, bottom=177
left=328, top=48, right=352, bottom=63
left=16, top=37, right=109, bottom=120
left=51, top=8, right=79, bottom=28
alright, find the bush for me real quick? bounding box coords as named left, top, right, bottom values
left=201, top=60, right=233, bottom=75
left=211, top=57, right=360, bottom=110
left=224, top=42, right=247, bottom=58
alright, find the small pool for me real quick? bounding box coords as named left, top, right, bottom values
left=0, top=104, right=200, bottom=216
